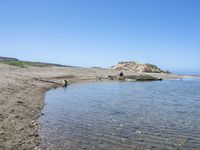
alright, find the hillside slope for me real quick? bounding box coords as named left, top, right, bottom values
left=111, top=61, right=170, bottom=73
left=0, top=56, right=18, bottom=61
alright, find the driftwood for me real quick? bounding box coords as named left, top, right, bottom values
left=34, top=78, right=62, bottom=85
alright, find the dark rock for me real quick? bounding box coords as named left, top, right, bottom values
left=119, top=72, right=124, bottom=77
left=17, top=101, right=23, bottom=104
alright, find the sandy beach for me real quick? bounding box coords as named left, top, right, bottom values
left=1, top=0, right=200, bottom=149
left=0, top=63, right=183, bottom=149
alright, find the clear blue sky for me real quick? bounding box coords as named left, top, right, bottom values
left=0, top=0, right=200, bottom=74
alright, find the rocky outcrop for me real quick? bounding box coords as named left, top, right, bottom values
left=107, top=74, right=162, bottom=81
left=111, top=61, right=170, bottom=74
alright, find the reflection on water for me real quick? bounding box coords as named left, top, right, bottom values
left=39, top=79, right=200, bottom=150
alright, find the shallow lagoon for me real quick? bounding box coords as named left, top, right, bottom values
left=39, top=79, right=200, bottom=150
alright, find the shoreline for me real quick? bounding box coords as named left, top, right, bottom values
left=0, top=63, right=190, bottom=149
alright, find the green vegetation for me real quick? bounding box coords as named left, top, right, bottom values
left=108, top=74, right=162, bottom=81
left=118, top=76, right=126, bottom=81
left=118, top=61, right=137, bottom=64
left=0, top=60, right=49, bottom=68
left=134, top=75, right=162, bottom=81
left=146, top=63, right=160, bottom=69
left=121, top=75, right=162, bottom=81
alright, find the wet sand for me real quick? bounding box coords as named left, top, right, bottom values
left=0, top=63, right=183, bottom=149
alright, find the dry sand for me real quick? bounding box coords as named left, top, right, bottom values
left=0, top=63, right=182, bottom=149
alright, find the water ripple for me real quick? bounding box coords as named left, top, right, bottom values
left=39, top=80, right=200, bottom=150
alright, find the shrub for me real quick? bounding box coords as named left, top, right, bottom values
left=135, top=75, right=161, bottom=81
left=0, top=60, right=49, bottom=68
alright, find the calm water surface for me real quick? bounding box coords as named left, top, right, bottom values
left=39, top=79, right=200, bottom=150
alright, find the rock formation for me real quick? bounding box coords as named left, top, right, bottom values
left=111, top=61, right=170, bottom=74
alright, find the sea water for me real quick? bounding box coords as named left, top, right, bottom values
left=39, top=78, right=200, bottom=150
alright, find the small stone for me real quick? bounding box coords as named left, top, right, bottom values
left=138, top=139, right=144, bottom=142
left=0, top=131, right=4, bottom=134
left=134, top=126, right=139, bottom=129
left=187, top=137, right=193, bottom=140
left=151, top=145, right=156, bottom=149
left=10, top=109, right=14, bottom=112
left=136, top=130, right=142, bottom=134
left=17, top=101, right=23, bottom=104
left=14, top=115, right=20, bottom=119
left=121, top=138, right=126, bottom=142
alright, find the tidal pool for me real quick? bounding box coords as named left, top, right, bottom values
left=39, top=79, right=200, bottom=150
